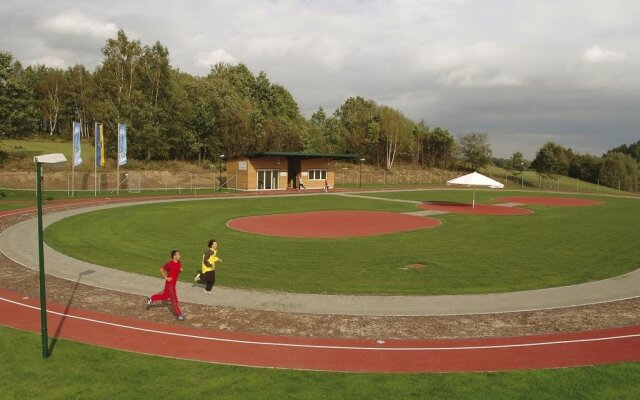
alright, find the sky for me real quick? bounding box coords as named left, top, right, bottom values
left=1, top=0, right=639, bottom=159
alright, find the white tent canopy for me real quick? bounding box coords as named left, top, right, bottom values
left=446, top=171, right=504, bottom=208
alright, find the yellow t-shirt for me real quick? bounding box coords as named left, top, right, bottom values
left=201, top=249, right=219, bottom=273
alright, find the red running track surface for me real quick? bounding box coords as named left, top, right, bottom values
left=227, top=210, right=441, bottom=238
left=495, top=196, right=603, bottom=207
left=1, top=289, right=639, bottom=373
left=416, top=202, right=532, bottom=215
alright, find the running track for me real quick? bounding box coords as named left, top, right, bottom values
left=2, top=289, right=639, bottom=372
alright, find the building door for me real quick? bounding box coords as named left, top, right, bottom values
left=257, top=169, right=279, bottom=190
left=288, top=158, right=301, bottom=188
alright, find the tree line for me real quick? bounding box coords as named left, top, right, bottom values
left=525, top=141, right=639, bottom=192
left=0, top=29, right=463, bottom=171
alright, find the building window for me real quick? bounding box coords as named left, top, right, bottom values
left=257, top=169, right=279, bottom=189
left=308, top=169, right=327, bottom=180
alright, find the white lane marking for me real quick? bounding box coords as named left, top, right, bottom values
left=2, top=296, right=639, bottom=352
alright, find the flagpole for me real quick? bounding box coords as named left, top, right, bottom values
left=117, top=124, right=120, bottom=195
left=94, top=122, right=97, bottom=197
left=71, top=122, right=75, bottom=198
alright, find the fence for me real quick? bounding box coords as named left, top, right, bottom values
left=0, top=170, right=225, bottom=194
left=335, top=169, right=458, bottom=186
left=0, top=169, right=631, bottom=194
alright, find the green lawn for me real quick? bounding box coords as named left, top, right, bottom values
left=1, top=138, right=95, bottom=164
left=1, top=327, right=638, bottom=400
left=44, top=190, right=640, bottom=295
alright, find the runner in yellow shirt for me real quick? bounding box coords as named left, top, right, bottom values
left=195, top=239, right=221, bottom=293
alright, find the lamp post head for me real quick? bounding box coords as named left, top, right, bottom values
left=34, top=153, right=67, bottom=164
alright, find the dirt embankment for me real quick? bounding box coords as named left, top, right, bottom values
left=0, top=170, right=219, bottom=191
left=0, top=164, right=459, bottom=191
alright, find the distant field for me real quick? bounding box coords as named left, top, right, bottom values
left=45, top=190, right=640, bottom=295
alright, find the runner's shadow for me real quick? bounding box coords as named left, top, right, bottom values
left=49, top=269, right=94, bottom=356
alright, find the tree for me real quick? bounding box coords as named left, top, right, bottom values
left=67, top=64, right=95, bottom=137
left=424, top=127, right=456, bottom=169
left=39, top=68, right=67, bottom=135
left=532, top=142, right=574, bottom=177
left=531, top=145, right=555, bottom=187
left=457, top=132, right=492, bottom=170
left=140, top=41, right=171, bottom=124
left=94, top=29, right=144, bottom=157
left=410, top=120, right=429, bottom=166
left=599, top=152, right=639, bottom=192
left=508, top=151, right=526, bottom=181
left=568, top=153, right=602, bottom=183
left=188, top=97, right=218, bottom=164
left=379, top=106, right=412, bottom=170
left=607, top=140, right=640, bottom=162
left=0, top=52, right=38, bottom=137
left=335, top=97, right=382, bottom=163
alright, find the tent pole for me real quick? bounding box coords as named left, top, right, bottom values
left=473, top=189, right=475, bottom=208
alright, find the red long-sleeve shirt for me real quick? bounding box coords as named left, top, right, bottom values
left=163, top=260, right=182, bottom=281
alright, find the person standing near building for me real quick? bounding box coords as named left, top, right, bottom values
left=195, top=239, right=222, bottom=293
left=146, top=250, right=186, bottom=321
left=298, top=175, right=306, bottom=190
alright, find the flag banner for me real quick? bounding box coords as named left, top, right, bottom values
left=118, top=123, right=127, bottom=166
left=95, top=123, right=104, bottom=167
left=72, top=121, right=82, bottom=167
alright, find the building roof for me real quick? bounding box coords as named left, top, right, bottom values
left=249, top=151, right=358, bottom=160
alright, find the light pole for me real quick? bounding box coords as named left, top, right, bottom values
left=359, top=158, right=365, bottom=188
left=520, top=162, right=524, bottom=189
left=34, top=153, right=67, bottom=359
left=219, top=154, right=225, bottom=192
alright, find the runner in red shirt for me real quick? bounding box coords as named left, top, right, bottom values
left=146, top=250, right=186, bottom=320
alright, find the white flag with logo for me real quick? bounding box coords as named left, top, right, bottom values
left=118, top=123, right=127, bottom=166
left=72, top=121, right=82, bottom=166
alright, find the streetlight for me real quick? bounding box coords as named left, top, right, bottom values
left=359, top=158, right=365, bottom=188
left=520, top=162, right=524, bottom=189
left=34, top=153, right=67, bottom=359
left=219, top=154, right=225, bottom=192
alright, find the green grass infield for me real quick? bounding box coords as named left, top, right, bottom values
left=44, top=190, right=640, bottom=295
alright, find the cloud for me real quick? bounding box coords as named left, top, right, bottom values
left=416, top=41, right=511, bottom=72
left=39, top=10, right=118, bottom=39
left=582, top=46, right=627, bottom=64
left=195, top=49, right=237, bottom=68
left=437, top=66, right=522, bottom=88
left=26, top=55, right=66, bottom=68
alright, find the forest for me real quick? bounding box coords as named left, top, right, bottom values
left=0, top=30, right=457, bottom=172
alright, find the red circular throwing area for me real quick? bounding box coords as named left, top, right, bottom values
left=495, top=196, right=602, bottom=206
left=417, top=202, right=532, bottom=215
left=228, top=210, right=441, bottom=238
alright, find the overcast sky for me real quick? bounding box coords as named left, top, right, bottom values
left=1, top=0, right=639, bottom=158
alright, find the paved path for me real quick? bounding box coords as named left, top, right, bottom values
left=1, top=195, right=639, bottom=316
